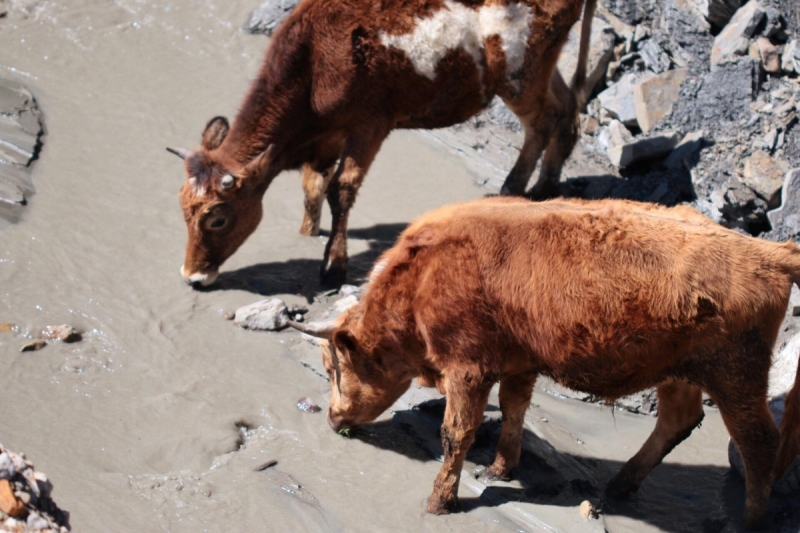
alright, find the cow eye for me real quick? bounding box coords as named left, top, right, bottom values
left=206, top=216, right=227, bottom=230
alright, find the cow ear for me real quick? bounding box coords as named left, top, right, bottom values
left=333, top=329, right=358, bottom=357
left=201, top=116, right=230, bottom=151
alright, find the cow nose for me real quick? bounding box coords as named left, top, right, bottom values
left=327, top=408, right=349, bottom=432
left=180, top=266, right=219, bottom=287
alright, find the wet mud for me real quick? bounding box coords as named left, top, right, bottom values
left=1, top=1, right=798, bottom=532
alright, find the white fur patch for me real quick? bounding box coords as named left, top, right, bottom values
left=369, top=258, right=389, bottom=282
left=380, top=1, right=533, bottom=81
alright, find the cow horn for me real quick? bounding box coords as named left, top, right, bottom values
left=288, top=320, right=336, bottom=339
left=166, top=147, right=192, bottom=160
left=220, top=174, right=235, bottom=189
left=242, top=144, right=276, bottom=177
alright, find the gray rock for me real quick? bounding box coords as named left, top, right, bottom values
left=639, top=40, right=671, bottom=72
left=333, top=294, right=359, bottom=313
left=761, top=6, right=785, bottom=41
left=782, top=40, right=800, bottom=74
left=243, top=0, right=298, bottom=35
left=557, top=17, right=618, bottom=97
left=711, top=1, right=766, bottom=65
left=664, top=130, right=705, bottom=168
left=607, top=131, right=681, bottom=167
left=602, top=0, right=658, bottom=25
left=339, top=284, right=362, bottom=299
left=234, top=298, right=290, bottom=331
left=661, top=0, right=714, bottom=68
left=633, top=68, right=689, bottom=133
left=597, top=71, right=656, bottom=126
left=598, top=119, right=634, bottom=150
left=767, top=169, right=800, bottom=239
left=742, top=150, right=785, bottom=207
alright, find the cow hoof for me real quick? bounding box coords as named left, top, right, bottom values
left=605, top=473, right=639, bottom=499
left=320, top=263, right=347, bottom=288
left=526, top=182, right=560, bottom=202
left=426, top=495, right=459, bottom=515
left=475, top=465, right=511, bottom=483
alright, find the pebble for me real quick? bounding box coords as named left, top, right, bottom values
left=19, top=340, right=46, bottom=353
left=0, top=479, right=25, bottom=518
left=296, top=397, right=322, bottom=413
left=579, top=500, right=598, bottom=520
left=42, top=325, right=82, bottom=343
left=0, top=323, right=13, bottom=333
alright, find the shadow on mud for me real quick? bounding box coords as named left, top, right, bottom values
left=198, top=223, right=408, bottom=301
left=351, top=398, right=799, bottom=533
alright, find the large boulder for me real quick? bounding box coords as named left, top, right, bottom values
left=711, top=1, right=766, bottom=65
left=597, top=71, right=656, bottom=127
left=633, top=68, right=689, bottom=133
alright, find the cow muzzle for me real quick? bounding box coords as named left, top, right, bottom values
left=180, top=265, right=219, bottom=287
left=327, top=408, right=354, bottom=432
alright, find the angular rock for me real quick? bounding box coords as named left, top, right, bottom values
left=711, top=1, right=766, bottom=65
left=597, top=72, right=655, bottom=127
left=243, top=0, right=299, bottom=35
left=607, top=132, right=682, bottom=167
left=661, top=0, right=714, bottom=68
left=743, top=150, right=785, bottom=207
left=557, top=17, right=617, bottom=97
left=42, top=325, right=82, bottom=343
left=597, top=119, right=633, bottom=150
left=767, top=169, right=800, bottom=238
left=639, top=40, right=671, bottom=73
left=633, top=68, right=689, bottom=133
left=782, top=40, right=800, bottom=75
left=19, top=340, right=46, bottom=352
left=579, top=500, right=598, bottom=520
left=0, top=479, right=25, bottom=518
left=234, top=298, right=290, bottom=331
left=665, top=130, right=705, bottom=168
left=756, top=37, right=781, bottom=73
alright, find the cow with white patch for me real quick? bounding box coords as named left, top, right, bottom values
left=169, top=0, right=596, bottom=287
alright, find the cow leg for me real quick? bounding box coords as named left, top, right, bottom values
left=427, top=374, right=493, bottom=514
left=607, top=379, right=704, bottom=498
left=299, top=163, right=335, bottom=237
left=322, top=127, right=388, bottom=287
left=499, top=86, right=560, bottom=198
left=480, top=373, right=537, bottom=482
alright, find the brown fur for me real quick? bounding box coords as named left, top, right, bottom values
left=174, top=0, right=596, bottom=286
left=319, top=197, right=800, bottom=529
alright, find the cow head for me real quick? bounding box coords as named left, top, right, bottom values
left=290, top=315, right=414, bottom=432
left=169, top=117, right=279, bottom=287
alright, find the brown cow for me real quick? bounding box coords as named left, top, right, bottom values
left=291, top=197, right=800, bottom=530
left=168, top=0, right=597, bottom=287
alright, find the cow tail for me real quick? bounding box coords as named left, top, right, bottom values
left=569, top=0, right=598, bottom=109
left=776, top=243, right=800, bottom=478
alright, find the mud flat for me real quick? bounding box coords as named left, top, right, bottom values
left=0, top=1, right=799, bottom=532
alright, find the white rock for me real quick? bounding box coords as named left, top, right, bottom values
left=333, top=295, right=359, bottom=313
left=233, top=298, right=290, bottom=331
left=711, top=1, right=766, bottom=65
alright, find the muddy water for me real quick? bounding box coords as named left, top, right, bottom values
left=0, top=2, right=791, bottom=532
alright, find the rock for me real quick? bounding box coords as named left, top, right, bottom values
left=557, top=17, right=617, bottom=96
left=242, top=0, right=299, bottom=35
left=639, top=40, right=671, bottom=73
left=743, top=150, right=785, bottom=207
left=296, top=397, right=322, bottom=413
left=0, top=180, right=24, bottom=205
left=0, top=479, right=25, bottom=518
left=233, top=298, right=290, bottom=331
left=706, top=0, right=746, bottom=28
left=632, top=24, right=651, bottom=46
left=597, top=72, right=656, bottom=127
left=598, top=120, right=634, bottom=150
left=662, top=0, right=713, bottom=68
left=756, top=38, right=781, bottom=73
left=767, top=169, right=800, bottom=238
left=42, top=325, right=82, bottom=343
left=339, top=284, right=362, bottom=299
left=762, top=6, right=786, bottom=42
left=782, top=40, right=800, bottom=74
left=711, top=1, right=766, bottom=65
left=665, top=130, right=705, bottom=168
left=601, top=0, right=657, bottom=25
left=19, top=340, right=46, bottom=352
left=581, top=114, right=600, bottom=135
left=579, top=499, right=598, bottom=519
left=223, top=311, right=234, bottom=320
left=333, top=295, right=359, bottom=313
left=0, top=323, right=13, bottom=333
left=633, top=68, right=689, bottom=133
left=607, top=132, right=682, bottom=167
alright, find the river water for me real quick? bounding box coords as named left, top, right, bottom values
left=0, top=1, right=795, bottom=532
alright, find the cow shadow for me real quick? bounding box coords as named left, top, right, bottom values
left=350, top=398, right=800, bottom=533
left=198, top=223, right=408, bottom=301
